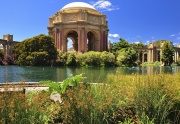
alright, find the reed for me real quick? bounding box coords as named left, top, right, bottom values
left=0, top=83, right=60, bottom=124
left=0, top=72, right=179, bottom=124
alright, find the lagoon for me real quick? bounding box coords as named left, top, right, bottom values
left=0, top=65, right=179, bottom=83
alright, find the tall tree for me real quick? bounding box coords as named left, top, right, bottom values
left=112, top=38, right=130, bottom=52
left=161, top=41, right=174, bottom=66
left=116, top=47, right=137, bottom=66
left=14, top=34, right=57, bottom=66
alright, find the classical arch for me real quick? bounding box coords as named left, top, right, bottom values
left=0, top=34, right=19, bottom=56
left=48, top=2, right=108, bottom=53
left=87, top=31, right=99, bottom=51
left=65, top=30, right=78, bottom=52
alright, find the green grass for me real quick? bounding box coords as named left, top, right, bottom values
left=0, top=73, right=179, bottom=123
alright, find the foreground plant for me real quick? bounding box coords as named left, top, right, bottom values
left=0, top=83, right=60, bottom=124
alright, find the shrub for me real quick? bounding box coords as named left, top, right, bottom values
left=66, top=53, right=77, bottom=66
left=76, top=51, right=101, bottom=66
left=100, top=51, right=115, bottom=66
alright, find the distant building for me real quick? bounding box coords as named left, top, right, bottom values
left=47, top=2, right=108, bottom=53
left=0, top=34, right=19, bottom=56
left=135, top=42, right=180, bottom=63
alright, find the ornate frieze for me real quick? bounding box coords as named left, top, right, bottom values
left=63, top=14, right=78, bottom=22
left=87, top=15, right=99, bottom=24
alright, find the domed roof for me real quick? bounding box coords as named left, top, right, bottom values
left=62, top=2, right=96, bottom=10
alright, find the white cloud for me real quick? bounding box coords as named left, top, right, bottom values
left=108, top=33, right=120, bottom=38
left=170, top=34, right=176, bottom=37
left=146, top=40, right=150, bottom=44
left=92, top=0, right=119, bottom=11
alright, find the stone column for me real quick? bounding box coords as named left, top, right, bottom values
left=152, top=49, right=154, bottom=62
left=142, top=52, right=144, bottom=63
left=80, top=28, right=86, bottom=53
left=174, top=51, right=177, bottom=62
left=6, top=43, right=9, bottom=56
left=2, top=44, right=7, bottom=56
left=100, top=31, right=104, bottom=52
left=58, top=29, right=62, bottom=51
left=61, top=38, right=67, bottom=52
left=138, top=52, right=140, bottom=62
left=78, top=29, right=82, bottom=53
left=103, top=31, right=107, bottom=51
left=55, top=29, right=58, bottom=49
left=177, top=52, right=179, bottom=61
left=160, top=50, right=162, bottom=64
left=148, top=50, right=151, bottom=62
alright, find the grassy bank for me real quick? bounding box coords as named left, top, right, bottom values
left=0, top=73, right=179, bottom=123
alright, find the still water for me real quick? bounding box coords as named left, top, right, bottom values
left=0, top=65, right=179, bottom=83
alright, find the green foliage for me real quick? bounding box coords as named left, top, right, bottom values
left=100, top=51, right=115, bottom=66
left=76, top=51, right=101, bottom=66
left=1, top=73, right=180, bottom=123
left=131, top=41, right=145, bottom=48
left=141, top=61, right=161, bottom=66
left=55, top=51, right=77, bottom=66
left=112, top=38, right=130, bottom=52
left=40, top=73, right=85, bottom=94
left=116, top=47, right=137, bottom=66
left=0, top=84, right=60, bottom=124
left=14, top=34, right=57, bottom=66
left=66, top=53, right=77, bottom=66
left=76, top=51, right=116, bottom=67
left=154, top=40, right=162, bottom=47
left=161, top=41, right=174, bottom=66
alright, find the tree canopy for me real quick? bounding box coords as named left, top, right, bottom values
left=161, top=41, right=174, bottom=66
left=14, top=34, right=57, bottom=66
left=112, top=38, right=130, bottom=52
left=116, top=47, right=137, bottom=66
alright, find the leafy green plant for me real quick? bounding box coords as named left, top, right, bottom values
left=40, top=73, right=85, bottom=94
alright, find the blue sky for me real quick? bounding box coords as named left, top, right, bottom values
left=0, top=0, right=180, bottom=46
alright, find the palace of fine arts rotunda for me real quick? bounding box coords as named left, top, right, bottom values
left=47, top=2, right=108, bottom=53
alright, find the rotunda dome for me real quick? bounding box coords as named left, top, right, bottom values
left=61, top=2, right=96, bottom=10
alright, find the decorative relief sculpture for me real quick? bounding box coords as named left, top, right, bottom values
left=64, top=14, right=78, bottom=22
left=87, top=15, right=99, bottom=24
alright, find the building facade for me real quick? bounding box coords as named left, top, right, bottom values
left=47, top=2, right=108, bottom=53
left=0, top=34, right=19, bottom=56
left=135, top=42, right=180, bottom=64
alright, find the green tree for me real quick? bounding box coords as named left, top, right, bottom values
left=161, top=41, right=174, bottom=66
left=116, top=47, right=137, bottom=66
left=112, top=38, right=130, bottom=52
left=131, top=41, right=145, bottom=48
left=14, top=34, right=57, bottom=66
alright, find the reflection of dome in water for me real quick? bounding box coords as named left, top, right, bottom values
left=61, top=2, right=96, bottom=10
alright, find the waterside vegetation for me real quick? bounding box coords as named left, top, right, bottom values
left=0, top=73, right=179, bottom=123
left=0, top=34, right=176, bottom=67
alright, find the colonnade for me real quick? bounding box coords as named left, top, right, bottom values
left=52, top=28, right=108, bottom=53
left=0, top=34, right=19, bottom=56
left=136, top=48, right=180, bottom=64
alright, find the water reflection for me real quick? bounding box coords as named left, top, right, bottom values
left=0, top=66, right=180, bottom=83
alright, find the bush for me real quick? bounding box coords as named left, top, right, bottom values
left=76, top=51, right=101, bottom=66
left=116, top=48, right=137, bottom=67
left=100, top=51, right=115, bottom=66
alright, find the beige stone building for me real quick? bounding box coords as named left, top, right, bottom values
left=0, top=34, right=19, bottom=56
left=135, top=42, right=180, bottom=63
left=47, top=2, right=108, bottom=53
